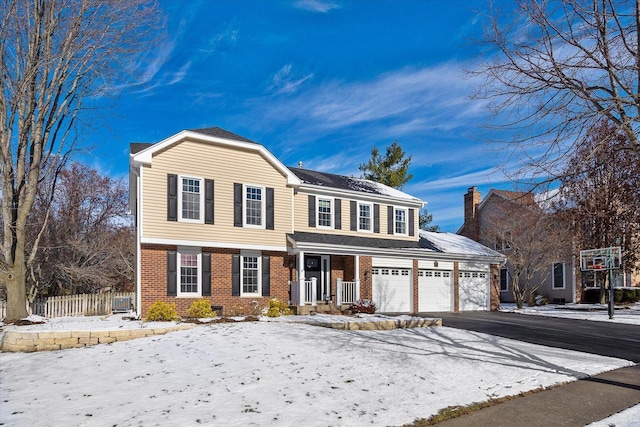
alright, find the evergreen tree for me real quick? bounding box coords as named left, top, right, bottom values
left=419, top=208, right=440, bottom=232
left=359, top=141, right=413, bottom=189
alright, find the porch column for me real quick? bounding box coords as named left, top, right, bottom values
left=298, top=251, right=305, bottom=282
left=355, top=255, right=360, bottom=301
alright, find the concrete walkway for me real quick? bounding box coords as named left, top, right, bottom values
left=437, top=364, right=640, bottom=427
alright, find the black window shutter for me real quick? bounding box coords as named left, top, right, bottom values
left=409, top=208, right=415, bottom=236
left=262, top=256, right=270, bottom=296
left=266, top=188, right=274, bottom=230
left=205, top=179, right=214, bottom=225
left=233, top=183, right=243, bottom=227
left=167, top=251, right=177, bottom=296
left=387, top=206, right=394, bottom=234
left=335, top=198, right=342, bottom=230
left=232, top=254, right=240, bottom=296
left=202, top=253, right=211, bottom=296
left=350, top=201, right=357, bottom=231
left=167, top=174, right=178, bottom=221
left=374, top=204, right=380, bottom=233
left=308, top=195, right=316, bottom=227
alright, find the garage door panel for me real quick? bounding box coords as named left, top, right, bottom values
left=372, top=267, right=412, bottom=313
left=418, top=270, right=452, bottom=312
left=459, top=271, right=489, bottom=311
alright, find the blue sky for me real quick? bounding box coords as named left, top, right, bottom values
left=87, top=0, right=519, bottom=232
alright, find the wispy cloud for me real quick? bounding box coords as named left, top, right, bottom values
left=258, top=62, right=486, bottom=136
left=200, top=21, right=240, bottom=54
left=294, top=0, right=340, bottom=13
left=268, top=64, right=314, bottom=95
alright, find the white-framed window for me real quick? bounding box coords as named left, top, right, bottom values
left=495, top=231, right=512, bottom=250
left=241, top=251, right=262, bottom=296
left=358, top=202, right=373, bottom=232
left=553, top=262, right=565, bottom=289
left=244, top=185, right=264, bottom=228
left=317, top=197, right=333, bottom=228
left=178, top=248, right=201, bottom=297
left=179, top=176, right=204, bottom=223
left=500, top=268, right=509, bottom=292
left=394, top=207, right=408, bottom=235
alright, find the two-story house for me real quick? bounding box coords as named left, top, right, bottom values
left=129, top=127, right=504, bottom=317
left=458, top=187, right=578, bottom=304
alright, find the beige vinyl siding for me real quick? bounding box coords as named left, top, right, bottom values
left=141, top=139, right=292, bottom=247
left=293, top=191, right=418, bottom=241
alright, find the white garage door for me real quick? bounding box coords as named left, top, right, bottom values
left=372, top=267, right=412, bottom=313
left=459, top=271, right=489, bottom=311
left=418, top=270, right=453, bottom=312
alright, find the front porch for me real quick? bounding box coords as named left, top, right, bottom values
left=289, top=277, right=360, bottom=315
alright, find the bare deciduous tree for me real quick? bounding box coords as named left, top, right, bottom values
left=482, top=194, right=571, bottom=308
left=29, top=163, right=134, bottom=298
left=0, top=0, right=159, bottom=322
left=555, top=121, right=640, bottom=301
left=474, top=0, right=640, bottom=179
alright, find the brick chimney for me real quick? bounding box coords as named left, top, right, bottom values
left=462, top=186, right=481, bottom=241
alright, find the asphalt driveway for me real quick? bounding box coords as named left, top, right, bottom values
left=418, top=311, right=640, bottom=363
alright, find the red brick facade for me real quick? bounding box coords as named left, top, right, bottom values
left=140, top=244, right=295, bottom=317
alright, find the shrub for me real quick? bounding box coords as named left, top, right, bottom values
left=264, top=298, right=293, bottom=317
left=349, top=299, right=376, bottom=314
left=187, top=299, right=217, bottom=318
left=614, top=289, right=624, bottom=303
left=146, top=301, right=180, bottom=321
left=622, top=289, right=639, bottom=303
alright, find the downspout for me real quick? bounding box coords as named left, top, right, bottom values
left=134, top=166, right=142, bottom=319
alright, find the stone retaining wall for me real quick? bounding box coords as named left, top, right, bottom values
left=0, top=324, right=195, bottom=353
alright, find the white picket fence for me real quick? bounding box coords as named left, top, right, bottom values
left=0, top=292, right=135, bottom=320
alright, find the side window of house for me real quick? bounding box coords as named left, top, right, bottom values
left=245, top=185, right=263, bottom=226
left=231, top=252, right=270, bottom=297
left=317, top=198, right=333, bottom=228
left=234, top=183, right=273, bottom=229
left=167, top=248, right=211, bottom=298
left=181, top=177, right=202, bottom=221
left=394, top=207, right=407, bottom=235
left=358, top=203, right=372, bottom=231
left=553, top=262, right=565, bottom=289
left=168, top=174, right=214, bottom=224
left=500, top=268, right=509, bottom=292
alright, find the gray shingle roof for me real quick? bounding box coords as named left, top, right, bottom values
left=130, top=143, right=153, bottom=154
left=289, top=168, right=418, bottom=200
left=189, top=127, right=257, bottom=144
left=288, top=232, right=422, bottom=250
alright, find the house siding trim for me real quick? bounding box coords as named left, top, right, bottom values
left=140, top=236, right=287, bottom=252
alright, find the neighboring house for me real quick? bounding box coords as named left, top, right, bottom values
left=458, top=187, right=578, bottom=304
left=129, top=127, right=504, bottom=317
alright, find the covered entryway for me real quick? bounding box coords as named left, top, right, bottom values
left=459, top=270, right=489, bottom=311
left=371, top=257, right=412, bottom=313
left=418, top=269, right=453, bottom=312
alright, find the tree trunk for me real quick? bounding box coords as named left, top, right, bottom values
left=5, top=263, right=29, bottom=322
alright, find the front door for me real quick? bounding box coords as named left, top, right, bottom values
left=305, top=255, right=331, bottom=301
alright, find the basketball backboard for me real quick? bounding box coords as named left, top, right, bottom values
left=580, top=246, right=622, bottom=271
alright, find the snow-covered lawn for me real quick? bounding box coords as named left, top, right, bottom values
left=500, top=302, right=640, bottom=325
left=0, top=315, right=634, bottom=426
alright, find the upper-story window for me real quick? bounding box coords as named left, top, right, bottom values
left=317, top=198, right=333, bottom=228
left=244, top=185, right=264, bottom=227
left=358, top=203, right=372, bottom=231
left=180, top=176, right=204, bottom=222
left=394, top=207, right=408, bottom=235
